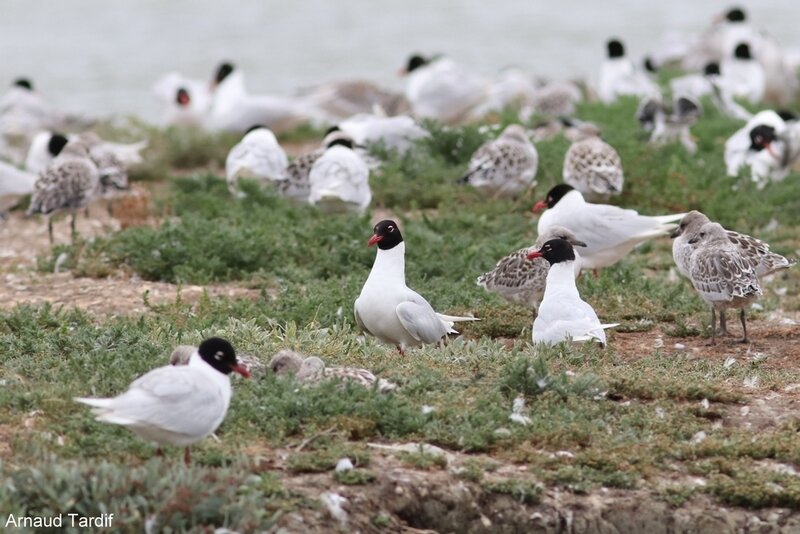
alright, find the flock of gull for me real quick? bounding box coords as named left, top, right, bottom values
left=0, top=6, right=798, bottom=461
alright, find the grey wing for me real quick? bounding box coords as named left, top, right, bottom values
left=110, top=367, right=224, bottom=437
left=396, top=291, right=449, bottom=343
left=690, top=249, right=761, bottom=302
left=726, top=230, right=794, bottom=277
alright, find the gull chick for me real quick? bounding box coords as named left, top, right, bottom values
left=75, top=337, right=250, bottom=464
left=527, top=239, right=617, bottom=346
left=561, top=119, right=623, bottom=201
left=268, top=350, right=397, bottom=392
left=533, top=184, right=684, bottom=271
left=682, top=222, right=762, bottom=344
left=459, top=124, right=538, bottom=198
left=354, top=220, right=478, bottom=354
left=477, top=225, right=586, bottom=310
left=27, top=139, right=100, bottom=243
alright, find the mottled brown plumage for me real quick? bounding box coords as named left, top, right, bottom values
left=477, top=225, right=585, bottom=310
left=563, top=134, right=623, bottom=201
left=27, top=140, right=100, bottom=242
left=461, top=124, right=538, bottom=198
left=268, top=350, right=396, bottom=392
left=279, top=150, right=321, bottom=203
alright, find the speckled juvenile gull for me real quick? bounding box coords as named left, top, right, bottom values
left=27, top=139, right=100, bottom=243
left=459, top=124, right=538, bottom=198
left=561, top=119, right=623, bottom=201
left=477, top=225, right=586, bottom=310
left=268, top=349, right=397, bottom=392
left=683, top=222, right=762, bottom=344
left=671, top=210, right=796, bottom=279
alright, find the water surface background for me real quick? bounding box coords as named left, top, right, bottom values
left=1, top=0, right=797, bottom=121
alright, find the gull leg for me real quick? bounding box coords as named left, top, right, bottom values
left=397, top=345, right=405, bottom=356
left=739, top=309, right=750, bottom=344
left=47, top=217, right=54, bottom=245
left=70, top=211, right=77, bottom=243
left=84, top=206, right=90, bottom=218
left=107, top=200, right=114, bottom=218
left=718, top=311, right=731, bottom=336
left=184, top=447, right=192, bottom=465
left=155, top=447, right=164, bottom=458
left=707, top=308, right=717, bottom=346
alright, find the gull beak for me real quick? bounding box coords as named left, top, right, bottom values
left=231, top=363, right=251, bottom=379
left=367, top=234, right=383, bottom=247
left=765, top=143, right=780, bottom=160
left=527, top=249, right=543, bottom=260
left=571, top=240, right=588, bottom=248
left=687, top=235, right=700, bottom=245
left=532, top=200, right=548, bottom=213
left=397, top=68, right=408, bottom=77
left=670, top=227, right=682, bottom=239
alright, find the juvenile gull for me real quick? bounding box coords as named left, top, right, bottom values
left=268, top=350, right=397, bottom=392
left=527, top=239, right=617, bottom=346
left=477, top=225, right=586, bottom=310
left=354, top=220, right=478, bottom=354
left=533, top=184, right=684, bottom=271
left=672, top=211, right=794, bottom=337
left=682, top=222, right=762, bottom=344
left=459, top=124, right=538, bottom=198
left=75, top=337, right=250, bottom=465
left=27, top=139, right=100, bottom=243
left=561, top=119, right=623, bottom=201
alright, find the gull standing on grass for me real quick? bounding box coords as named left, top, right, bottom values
left=636, top=94, right=702, bottom=153
left=75, top=338, right=250, bottom=465
left=477, top=225, right=586, bottom=311
left=355, top=220, right=478, bottom=354
left=225, top=125, right=288, bottom=197
left=27, top=139, right=100, bottom=243
left=533, top=184, right=684, bottom=271
left=459, top=124, right=538, bottom=198
left=671, top=211, right=794, bottom=337
left=527, top=238, right=617, bottom=346
left=560, top=119, right=624, bottom=201
left=679, top=222, right=762, bottom=344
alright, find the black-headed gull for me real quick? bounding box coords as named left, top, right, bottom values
left=308, top=136, right=371, bottom=214
left=400, top=54, right=489, bottom=124
left=527, top=239, right=617, bottom=346
left=561, top=120, right=623, bottom=201
left=725, top=110, right=800, bottom=186
left=75, top=337, right=250, bottom=464
left=680, top=222, right=762, bottom=344
left=27, top=139, right=100, bottom=243
left=152, top=72, right=212, bottom=127
left=225, top=125, right=288, bottom=197
left=459, top=124, right=538, bottom=198
left=533, top=184, right=684, bottom=271
left=597, top=39, right=659, bottom=104
left=354, top=220, right=478, bottom=354
left=268, top=350, right=397, bottom=392
left=477, top=225, right=586, bottom=310
left=720, top=43, right=765, bottom=104
left=207, top=62, right=327, bottom=133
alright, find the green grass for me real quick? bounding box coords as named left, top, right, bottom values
left=5, top=95, right=800, bottom=525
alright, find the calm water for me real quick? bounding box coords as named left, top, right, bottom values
left=1, top=0, right=797, bottom=121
